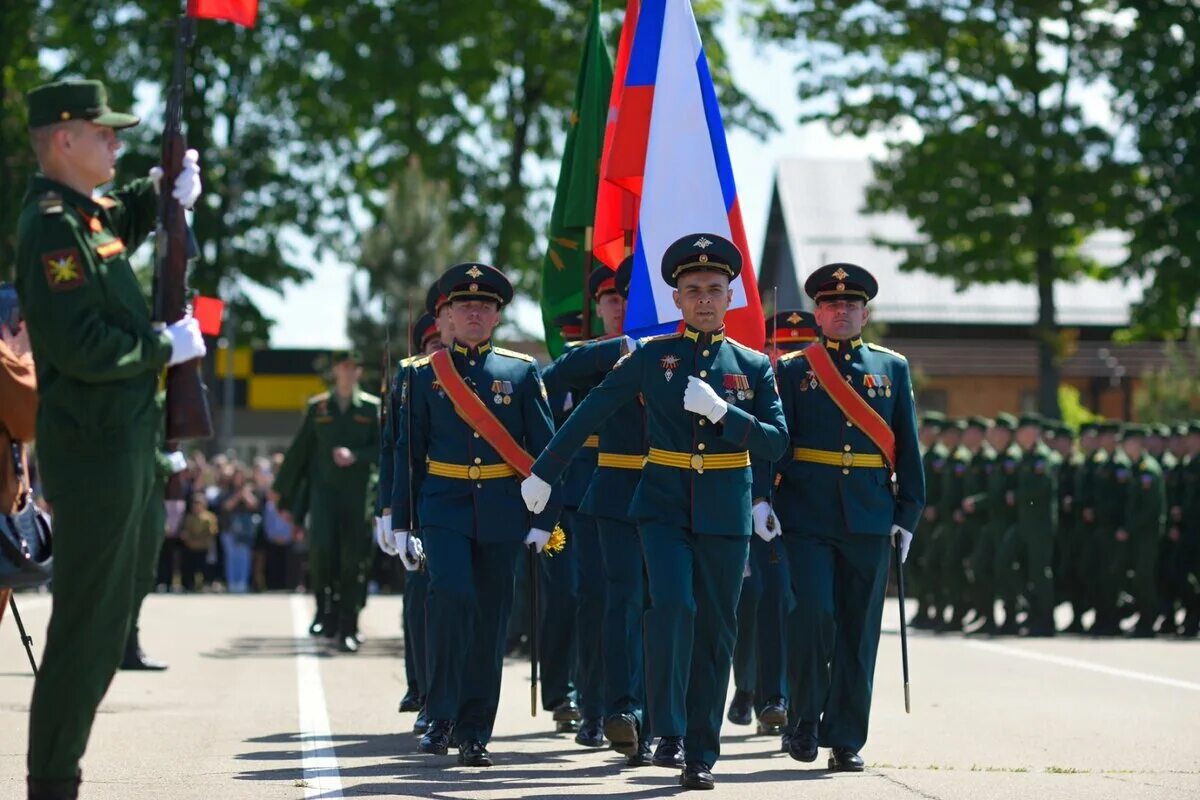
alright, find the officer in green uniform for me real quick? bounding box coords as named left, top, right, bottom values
left=17, top=80, right=207, bottom=800
left=391, top=262, right=561, bottom=768
left=994, top=414, right=1059, bottom=636
left=952, top=417, right=993, bottom=632
left=767, top=263, right=924, bottom=772
left=521, top=234, right=788, bottom=790
left=1073, top=421, right=1104, bottom=632
left=931, top=419, right=971, bottom=631
left=376, top=297, right=446, bottom=732
left=1089, top=421, right=1130, bottom=635
left=1151, top=423, right=1184, bottom=633
left=536, top=258, right=658, bottom=766
left=1047, top=422, right=1085, bottom=632
left=1177, top=421, right=1200, bottom=637
left=1114, top=425, right=1166, bottom=637
left=276, top=350, right=381, bottom=653
left=732, top=311, right=814, bottom=743
left=912, top=413, right=948, bottom=629
left=964, top=413, right=1018, bottom=635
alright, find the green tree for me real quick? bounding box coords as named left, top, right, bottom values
left=0, top=0, right=45, bottom=279
left=753, top=0, right=1131, bottom=418
left=1102, top=3, right=1200, bottom=335
left=1134, top=331, right=1200, bottom=423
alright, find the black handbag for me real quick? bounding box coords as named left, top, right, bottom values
left=0, top=441, right=53, bottom=588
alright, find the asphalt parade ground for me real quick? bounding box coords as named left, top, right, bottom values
left=0, top=593, right=1197, bottom=799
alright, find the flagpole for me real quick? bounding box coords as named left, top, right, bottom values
left=583, top=226, right=594, bottom=336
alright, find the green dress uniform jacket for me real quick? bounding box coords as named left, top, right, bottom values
left=16, top=175, right=173, bottom=783
left=1121, top=454, right=1166, bottom=627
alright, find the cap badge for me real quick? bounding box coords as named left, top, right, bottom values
left=836, top=282, right=845, bottom=291
left=469, top=283, right=479, bottom=292
left=786, top=312, right=802, bottom=324
left=698, top=254, right=708, bottom=263
left=466, top=265, right=483, bottom=279
left=832, top=267, right=849, bottom=280
left=693, top=236, right=712, bottom=249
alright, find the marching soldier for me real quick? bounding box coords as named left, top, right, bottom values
left=1048, top=422, right=1086, bottom=633
left=911, top=412, right=947, bottom=629
left=1178, top=421, right=1200, bottom=637
left=388, top=262, right=561, bottom=767
left=521, top=234, right=788, bottom=790
left=1115, top=425, right=1165, bottom=637
left=931, top=419, right=971, bottom=631
left=1154, top=423, right=1186, bottom=633
left=767, top=263, right=924, bottom=772
left=954, top=417, right=994, bottom=633
left=994, top=414, right=1059, bottom=636
left=17, top=79, right=207, bottom=800
left=1089, top=421, right=1130, bottom=635
left=276, top=350, right=380, bottom=653
left=964, top=413, right=1018, bottom=635
left=536, top=259, right=657, bottom=766
left=376, top=297, right=447, bottom=734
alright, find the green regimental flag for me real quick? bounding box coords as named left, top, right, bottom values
left=541, top=0, right=613, bottom=358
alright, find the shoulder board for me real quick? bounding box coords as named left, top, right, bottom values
left=493, top=346, right=536, bottom=363
left=357, top=391, right=381, bottom=406
left=307, top=391, right=331, bottom=405
left=398, top=356, right=416, bottom=368
left=563, top=340, right=586, bottom=350
left=867, top=342, right=907, bottom=360
left=638, top=332, right=682, bottom=345
left=723, top=336, right=758, bottom=353
left=409, top=355, right=432, bottom=369
left=777, top=350, right=808, bottom=363
left=38, top=193, right=64, bottom=216
left=613, top=351, right=633, bottom=369
left=96, top=196, right=118, bottom=210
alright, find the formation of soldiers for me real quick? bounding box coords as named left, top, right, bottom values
left=910, top=414, right=1200, bottom=638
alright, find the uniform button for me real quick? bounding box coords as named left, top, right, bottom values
left=476, top=483, right=483, bottom=489
left=846, top=421, right=853, bottom=428
left=844, top=354, right=851, bottom=361
left=473, top=432, right=480, bottom=438
left=702, top=349, right=710, bottom=357
left=473, top=457, right=482, bottom=464
left=698, top=443, right=706, bottom=451
left=843, top=444, right=852, bottom=452
left=700, top=370, right=708, bottom=378
left=699, top=419, right=706, bottom=426
left=469, top=360, right=476, bottom=366
left=842, top=468, right=850, bottom=475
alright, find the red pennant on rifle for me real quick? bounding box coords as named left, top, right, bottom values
left=186, top=0, right=259, bottom=27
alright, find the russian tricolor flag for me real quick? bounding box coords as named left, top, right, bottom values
left=605, top=0, right=765, bottom=350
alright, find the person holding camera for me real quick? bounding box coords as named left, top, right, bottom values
left=15, top=80, right=207, bottom=800
left=0, top=295, right=39, bottom=625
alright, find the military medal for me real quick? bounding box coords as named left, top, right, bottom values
left=865, top=375, right=877, bottom=398
left=661, top=354, right=680, bottom=382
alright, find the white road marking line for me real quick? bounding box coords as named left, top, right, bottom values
left=965, top=639, right=1200, bottom=693
left=291, top=595, right=344, bottom=798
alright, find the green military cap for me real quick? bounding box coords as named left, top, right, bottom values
left=661, top=233, right=742, bottom=287
left=993, top=412, right=1018, bottom=431
left=1054, top=423, right=1075, bottom=439
left=805, top=262, right=878, bottom=303
left=1097, top=420, right=1122, bottom=434
left=920, top=410, right=947, bottom=430
left=1189, top=420, right=1200, bottom=435
left=1079, top=420, right=1101, bottom=435
left=1172, top=422, right=1190, bottom=437
left=412, top=312, right=438, bottom=352
left=615, top=255, right=634, bottom=298
left=425, top=282, right=450, bottom=316
left=589, top=265, right=622, bottom=301
left=965, top=416, right=992, bottom=431
left=26, top=79, right=140, bottom=130
left=552, top=310, right=586, bottom=343
left=945, top=418, right=968, bottom=431
left=330, top=349, right=363, bottom=365
left=1017, top=413, right=1044, bottom=429
left=438, top=262, right=514, bottom=307
left=1120, top=423, right=1149, bottom=439
left=767, top=309, right=819, bottom=346
left=1149, top=423, right=1171, bottom=438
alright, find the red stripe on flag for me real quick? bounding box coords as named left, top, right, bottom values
left=186, top=0, right=258, bottom=27
left=593, top=0, right=641, bottom=269
left=604, top=84, right=653, bottom=196
left=723, top=197, right=765, bottom=351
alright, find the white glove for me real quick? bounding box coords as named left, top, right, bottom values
left=752, top=501, right=780, bottom=542
left=623, top=335, right=639, bottom=353
left=149, top=149, right=202, bottom=210
left=521, top=473, right=552, bottom=514
left=375, top=515, right=398, bottom=556
left=683, top=375, right=728, bottom=423
left=891, top=524, right=913, bottom=564
left=525, top=527, right=552, bottom=553
left=165, top=315, right=207, bottom=366
left=165, top=451, right=188, bottom=474
left=389, top=528, right=424, bottom=571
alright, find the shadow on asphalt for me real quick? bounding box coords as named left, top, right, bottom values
left=200, top=636, right=406, bottom=659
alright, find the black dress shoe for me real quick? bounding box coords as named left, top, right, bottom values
left=337, top=635, right=360, bottom=653
left=398, top=689, right=422, bottom=713
left=756, top=700, right=787, bottom=735
left=780, top=730, right=792, bottom=753
left=552, top=698, right=581, bottom=733
left=575, top=717, right=605, bottom=747
left=457, top=739, right=493, bottom=767
left=828, top=747, right=864, bottom=772
left=652, top=736, right=685, bottom=768
left=625, top=738, right=653, bottom=767
left=604, top=713, right=639, bottom=755
left=120, top=631, right=168, bottom=671
left=726, top=689, right=754, bottom=726
left=680, top=761, right=715, bottom=790
left=27, top=774, right=81, bottom=800
left=412, top=705, right=430, bottom=735
left=419, top=720, right=453, bottom=755
left=787, top=721, right=818, bottom=763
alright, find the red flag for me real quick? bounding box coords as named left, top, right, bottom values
left=192, top=295, right=225, bottom=337
left=187, top=0, right=259, bottom=27
left=592, top=0, right=640, bottom=269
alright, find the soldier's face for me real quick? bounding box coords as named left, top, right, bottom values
left=1188, top=433, right=1200, bottom=454
left=60, top=121, right=120, bottom=186
left=1016, top=426, right=1040, bottom=450
left=1099, top=433, right=1117, bottom=451
left=673, top=272, right=732, bottom=332
left=987, top=427, right=1012, bottom=450
left=423, top=335, right=444, bottom=354
left=814, top=298, right=869, bottom=340
left=1081, top=431, right=1098, bottom=452
left=1146, top=436, right=1164, bottom=456
left=332, top=361, right=361, bottom=386
left=962, top=428, right=985, bottom=450
left=596, top=291, right=626, bottom=335
left=450, top=299, right=500, bottom=344
left=1122, top=437, right=1143, bottom=460
left=435, top=305, right=455, bottom=340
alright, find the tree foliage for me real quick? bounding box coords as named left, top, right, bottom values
left=752, top=0, right=1133, bottom=417
left=0, top=0, right=45, bottom=279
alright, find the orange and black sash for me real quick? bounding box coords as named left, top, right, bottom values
left=429, top=349, right=534, bottom=477
left=802, top=341, right=897, bottom=472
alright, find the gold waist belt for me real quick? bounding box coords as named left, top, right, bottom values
left=427, top=459, right=517, bottom=480
left=793, top=447, right=884, bottom=468
left=598, top=453, right=646, bottom=470
left=646, top=447, right=750, bottom=473
left=583, top=435, right=600, bottom=448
